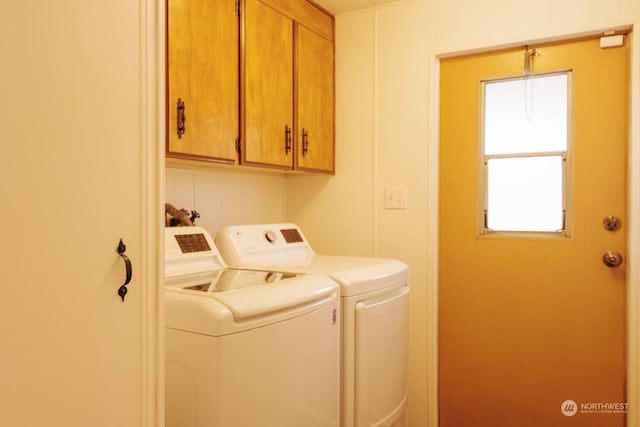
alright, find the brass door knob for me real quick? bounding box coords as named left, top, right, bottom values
left=603, top=251, right=623, bottom=268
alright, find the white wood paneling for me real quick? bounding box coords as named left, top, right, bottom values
left=166, top=167, right=286, bottom=237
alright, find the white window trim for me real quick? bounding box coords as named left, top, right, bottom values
left=478, top=70, right=573, bottom=238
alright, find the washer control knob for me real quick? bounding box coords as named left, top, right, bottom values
left=265, top=230, right=277, bottom=243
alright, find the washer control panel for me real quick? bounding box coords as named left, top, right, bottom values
left=165, top=226, right=226, bottom=277
left=174, top=233, right=211, bottom=253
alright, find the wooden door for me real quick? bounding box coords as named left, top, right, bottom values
left=0, top=1, right=159, bottom=425
left=296, top=24, right=335, bottom=173
left=167, top=0, right=239, bottom=162
left=439, top=36, right=629, bottom=426
left=243, top=0, right=294, bottom=169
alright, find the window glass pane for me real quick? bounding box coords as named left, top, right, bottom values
left=484, top=74, right=568, bottom=155
left=487, top=156, right=563, bottom=232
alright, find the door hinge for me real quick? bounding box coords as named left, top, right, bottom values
left=235, top=0, right=240, bottom=16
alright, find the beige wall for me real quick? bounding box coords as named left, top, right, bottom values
left=285, top=1, right=640, bottom=426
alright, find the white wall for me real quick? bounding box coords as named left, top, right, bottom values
left=166, top=167, right=286, bottom=236
left=286, top=1, right=640, bottom=426
left=426, top=0, right=639, bottom=52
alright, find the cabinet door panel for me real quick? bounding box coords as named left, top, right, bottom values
left=168, top=0, right=238, bottom=162
left=296, top=25, right=334, bottom=173
left=243, top=0, right=294, bottom=168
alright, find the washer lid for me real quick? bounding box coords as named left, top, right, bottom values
left=165, top=268, right=299, bottom=292
left=165, top=272, right=339, bottom=336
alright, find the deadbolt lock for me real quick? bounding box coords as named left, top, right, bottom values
left=603, top=216, right=622, bottom=231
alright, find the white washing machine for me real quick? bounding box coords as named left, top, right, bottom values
left=215, top=223, right=410, bottom=427
left=164, top=226, right=341, bottom=427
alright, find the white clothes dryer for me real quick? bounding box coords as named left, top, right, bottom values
left=215, top=223, right=410, bottom=427
left=164, top=226, right=341, bottom=427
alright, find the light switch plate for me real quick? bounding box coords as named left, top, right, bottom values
left=384, top=186, right=408, bottom=209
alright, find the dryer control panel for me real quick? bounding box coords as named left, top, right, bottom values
left=215, top=223, right=315, bottom=267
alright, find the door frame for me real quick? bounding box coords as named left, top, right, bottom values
left=141, top=0, right=165, bottom=425
left=426, top=23, right=640, bottom=427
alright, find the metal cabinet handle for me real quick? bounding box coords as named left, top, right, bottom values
left=285, top=125, right=292, bottom=155
left=302, top=128, right=309, bottom=157
left=177, top=98, right=186, bottom=139
left=117, top=239, right=133, bottom=302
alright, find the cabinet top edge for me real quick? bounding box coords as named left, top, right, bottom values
left=256, top=0, right=334, bottom=42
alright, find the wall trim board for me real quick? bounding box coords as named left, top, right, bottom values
left=426, top=48, right=441, bottom=427
left=627, top=22, right=640, bottom=427
left=427, top=23, right=640, bottom=427
left=143, top=0, right=165, bottom=425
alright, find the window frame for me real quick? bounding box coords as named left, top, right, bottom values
left=478, top=70, right=573, bottom=238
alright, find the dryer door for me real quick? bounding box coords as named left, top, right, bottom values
left=354, top=286, right=410, bottom=427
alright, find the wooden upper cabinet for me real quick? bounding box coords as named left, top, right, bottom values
left=242, top=0, right=335, bottom=173
left=167, top=0, right=239, bottom=163
left=243, top=0, right=294, bottom=168
left=166, top=0, right=334, bottom=173
left=296, top=25, right=335, bottom=173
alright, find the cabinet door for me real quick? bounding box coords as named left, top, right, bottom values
left=168, top=0, right=239, bottom=162
left=0, top=1, right=160, bottom=425
left=243, top=0, right=294, bottom=169
left=296, top=25, right=335, bottom=173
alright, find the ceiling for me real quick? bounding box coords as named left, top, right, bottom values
left=313, top=0, right=405, bottom=15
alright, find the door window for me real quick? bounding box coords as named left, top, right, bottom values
left=481, top=72, right=570, bottom=234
